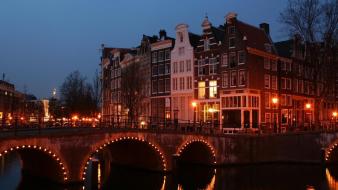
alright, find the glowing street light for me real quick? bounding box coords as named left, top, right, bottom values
left=192, top=101, right=197, bottom=127
left=332, top=111, right=337, bottom=118
left=305, top=103, right=311, bottom=109
left=271, top=97, right=279, bottom=133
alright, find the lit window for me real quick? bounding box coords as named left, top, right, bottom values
left=198, top=81, right=206, bottom=99
left=209, top=80, right=217, bottom=98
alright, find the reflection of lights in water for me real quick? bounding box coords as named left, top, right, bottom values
left=177, top=184, right=183, bottom=190
left=205, top=170, right=216, bottom=190
left=98, top=163, right=101, bottom=189
left=326, top=168, right=338, bottom=190
left=161, top=176, right=166, bottom=190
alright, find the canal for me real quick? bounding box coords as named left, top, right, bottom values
left=0, top=152, right=338, bottom=190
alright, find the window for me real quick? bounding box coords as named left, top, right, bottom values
left=265, top=113, right=271, bottom=123
left=198, top=81, right=206, bottom=99
left=158, top=79, right=164, bottom=93
left=165, top=49, right=170, bottom=60
left=158, top=64, right=164, bottom=75
left=264, top=74, right=270, bottom=89
left=209, top=57, right=217, bottom=74
left=229, top=53, right=236, bottom=67
left=152, top=80, right=157, bottom=93
left=265, top=92, right=270, bottom=108
left=281, top=61, right=286, bottom=71
left=281, top=77, right=286, bottom=89
left=239, top=70, right=246, bottom=86
left=165, top=78, right=170, bottom=92
left=179, top=47, right=185, bottom=56
left=238, top=51, right=245, bottom=64
left=204, top=38, right=210, bottom=51
left=222, top=54, right=228, bottom=67
left=172, top=78, right=178, bottom=91
left=229, top=26, right=236, bottom=35
left=152, top=65, right=158, bottom=76
left=152, top=52, right=157, bottom=63
left=222, top=72, right=229, bottom=88
left=287, top=78, right=292, bottom=90
left=264, top=43, right=272, bottom=52
left=187, top=77, right=192, bottom=89
left=231, top=71, right=237, bottom=87
left=173, top=62, right=178, bottom=73
left=281, top=109, right=288, bottom=124
left=178, top=32, right=183, bottom=42
left=264, top=58, right=270, bottom=70
left=179, top=61, right=184, bottom=72
left=165, top=63, right=170, bottom=74
left=229, top=37, right=235, bottom=48
left=294, top=79, right=298, bottom=93
left=287, top=95, right=292, bottom=106
left=198, top=59, right=205, bottom=76
left=271, top=60, right=277, bottom=71
left=179, top=77, right=184, bottom=90
left=271, top=76, right=277, bottom=90
left=186, top=60, right=191, bottom=71
left=209, top=80, right=217, bottom=98
left=299, top=80, right=304, bottom=93
left=158, top=51, right=164, bottom=62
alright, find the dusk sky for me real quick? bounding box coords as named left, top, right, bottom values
left=0, top=0, right=289, bottom=99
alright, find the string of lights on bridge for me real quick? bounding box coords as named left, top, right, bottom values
left=325, top=143, right=338, bottom=161
left=177, top=139, right=217, bottom=164
left=81, top=136, right=167, bottom=181
left=0, top=145, right=69, bottom=181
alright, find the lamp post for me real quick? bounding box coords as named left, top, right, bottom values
left=192, top=101, right=197, bottom=128
left=305, top=103, right=312, bottom=130
left=272, top=97, right=279, bottom=133
left=333, top=111, right=337, bottom=130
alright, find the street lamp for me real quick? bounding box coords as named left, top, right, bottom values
left=333, top=111, right=337, bottom=130
left=305, top=103, right=312, bottom=130
left=271, top=97, right=279, bottom=133
left=191, top=101, right=197, bottom=127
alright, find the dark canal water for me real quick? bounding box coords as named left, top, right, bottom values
left=1, top=152, right=338, bottom=190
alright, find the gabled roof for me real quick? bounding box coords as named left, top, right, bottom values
left=188, top=32, right=201, bottom=48
left=211, top=26, right=225, bottom=43
left=236, top=21, right=276, bottom=54
left=274, top=40, right=293, bottom=58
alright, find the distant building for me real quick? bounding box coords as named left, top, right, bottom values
left=0, top=80, right=24, bottom=126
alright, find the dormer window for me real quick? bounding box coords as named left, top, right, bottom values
left=204, top=38, right=210, bottom=51
left=178, top=32, right=183, bottom=42
left=264, top=43, right=272, bottom=53
left=228, top=26, right=236, bottom=35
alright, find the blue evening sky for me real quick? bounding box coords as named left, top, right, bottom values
left=0, top=0, right=289, bottom=98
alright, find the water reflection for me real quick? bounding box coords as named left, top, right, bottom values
left=5, top=153, right=338, bottom=190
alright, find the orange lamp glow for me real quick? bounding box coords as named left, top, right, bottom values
left=305, top=103, right=311, bottom=109
left=191, top=101, right=197, bottom=108
left=333, top=111, right=338, bottom=117
left=271, top=97, right=278, bottom=104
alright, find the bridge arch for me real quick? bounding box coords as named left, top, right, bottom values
left=81, top=136, right=167, bottom=181
left=0, top=144, right=68, bottom=183
left=176, top=139, right=216, bottom=165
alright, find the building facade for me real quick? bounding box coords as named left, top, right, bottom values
left=170, top=24, right=199, bottom=123
left=193, top=16, right=224, bottom=128
left=150, top=30, right=173, bottom=124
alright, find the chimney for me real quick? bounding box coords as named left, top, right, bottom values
left=225, top=12, right=237, bottom=24
left=259, top=23, right=270, bottom=35
left=159, top=30, right=167, bottom=40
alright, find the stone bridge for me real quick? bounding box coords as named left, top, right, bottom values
left=1, top=127, right=338, bottom=184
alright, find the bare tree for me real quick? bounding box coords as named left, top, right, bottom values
left=280, top=0, right=338, bottom=124
left=120, top=60, right=145, bottom=123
